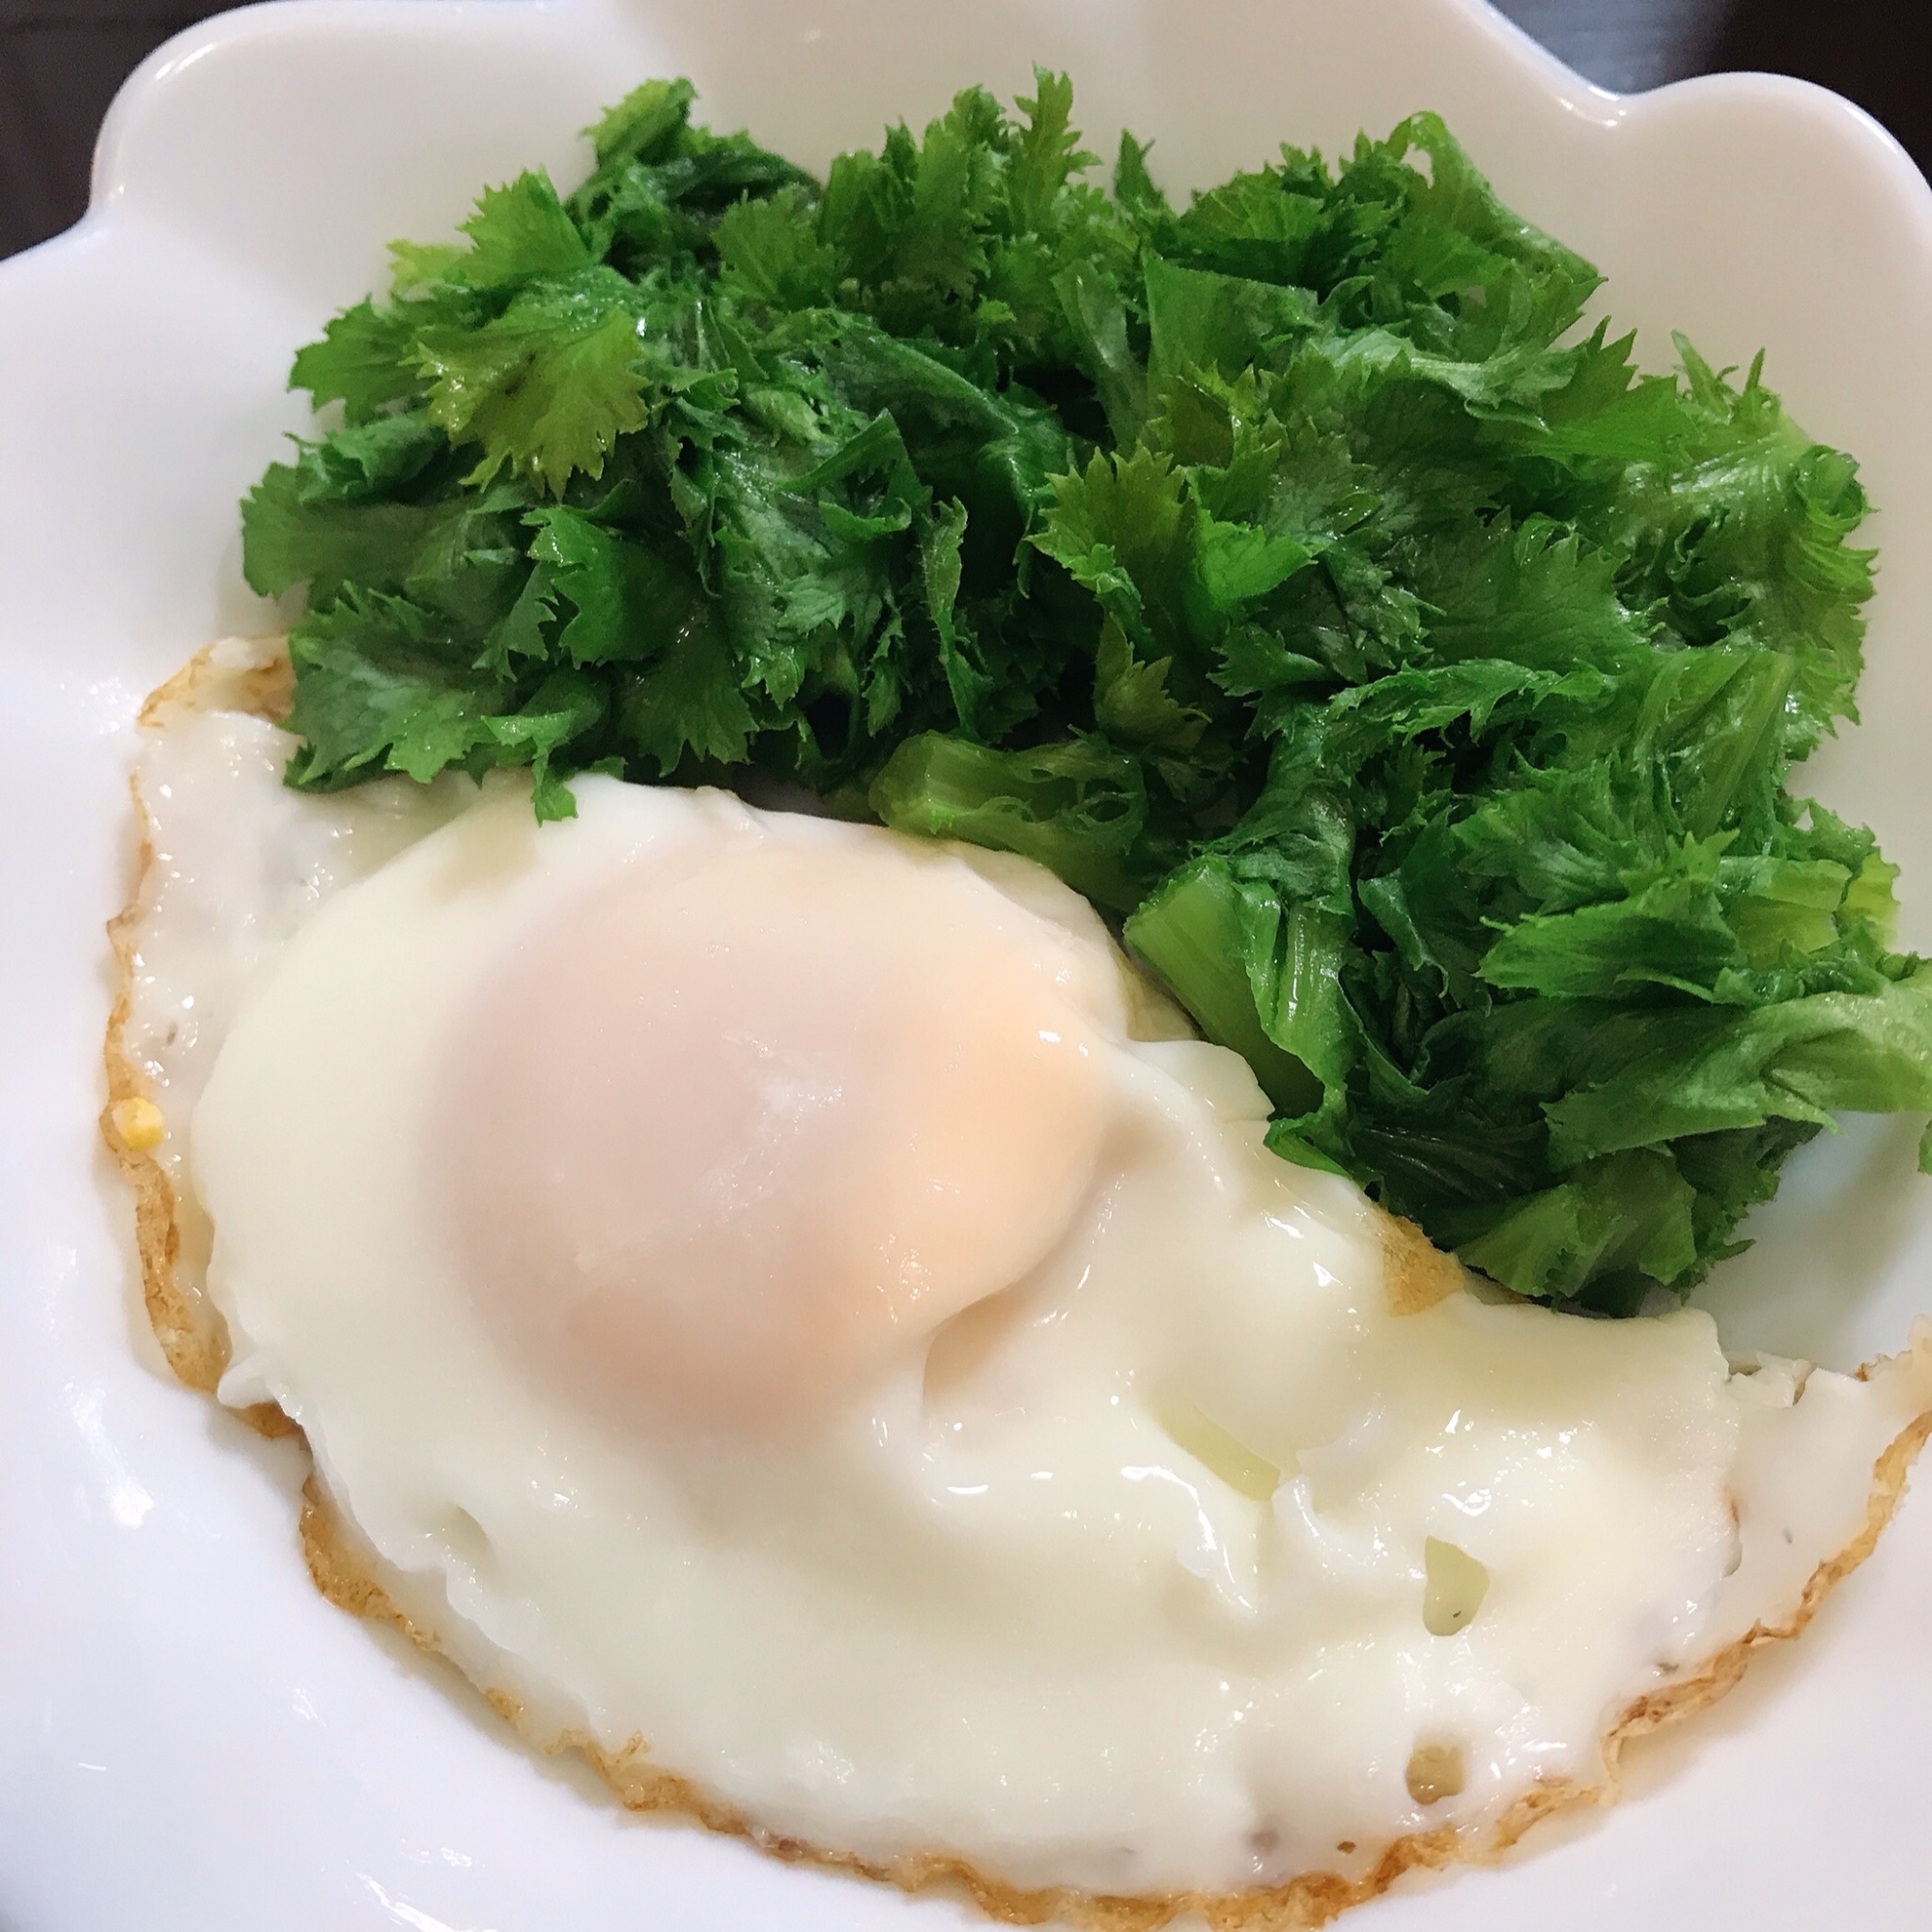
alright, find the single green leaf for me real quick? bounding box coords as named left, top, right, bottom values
left=872, top=731, right=1152, bottom=911
left=413, top=270, right=651, bottom=494
left=455, top=172, right=592, bottom=286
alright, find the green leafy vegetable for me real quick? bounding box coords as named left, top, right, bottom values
left=246, top=74, right=1930, bottom=1311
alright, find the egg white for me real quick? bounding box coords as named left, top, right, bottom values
left=115, top=640, right=1932, bottom=1906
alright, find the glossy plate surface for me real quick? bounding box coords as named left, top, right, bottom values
left=2, top=2, right=1931, bottom=1926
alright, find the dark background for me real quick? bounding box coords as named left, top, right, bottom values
left=1, top=0, right=1928, bottom=260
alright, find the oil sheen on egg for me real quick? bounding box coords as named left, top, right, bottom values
left=182, top=772, right=1929, bottom=1898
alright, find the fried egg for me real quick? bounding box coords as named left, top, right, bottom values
left=107, top=637, right=1932, bottom=1918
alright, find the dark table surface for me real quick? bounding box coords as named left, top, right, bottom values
left=2, top=0, right=1927, bottom=260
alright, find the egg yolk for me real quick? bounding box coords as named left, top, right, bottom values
left=433, top=832, right=1115, bottom=1435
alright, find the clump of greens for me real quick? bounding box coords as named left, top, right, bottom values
left=243, top=74, right=1932, bottom=1314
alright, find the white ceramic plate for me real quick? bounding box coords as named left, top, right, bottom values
left=5, top=3, right=1932, bottom=1926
